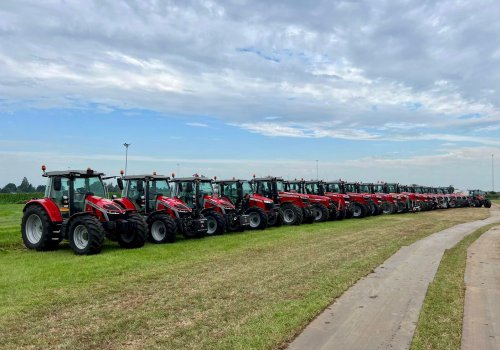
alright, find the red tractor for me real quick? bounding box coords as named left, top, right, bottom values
left=302, top=180, right=349, bottom=220
left=341, top=182, right=373, bottom=218
left=370, top=183, right=401, bottom=214
left=21, top=167, right=147, bottom=255
left=171, top=175, right=250, bottom=235
left=321, top=181, right=353, bottom=219
left=215, top=178, right=283, bottom=229
left=469, top=190, right=492, bottom=208
left=351, top=183, right=383, bottom=216
left=114, top=174, right=207, bottom=243
left=251, top=176, right=314, bottom=225
left=284, top=180, right=335, bottom=222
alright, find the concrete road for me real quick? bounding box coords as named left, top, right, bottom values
left=462, top=226, right=500, bottom=350
left=288, top=207, right=500, bottom=350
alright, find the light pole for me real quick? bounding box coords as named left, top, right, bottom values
left=177, top=163, right=180, bottom=177
left=316, top=160, right=319, bottom=180
left=123, top=143, right=130, bottom=175
left=492, top=154, right=495, bottom=192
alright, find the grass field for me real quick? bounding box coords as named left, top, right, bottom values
left=411, top=222, right=499, bottom=350
left=0, top=204, right=489, bottom=350
left=0, top=192, right=44, bottom=204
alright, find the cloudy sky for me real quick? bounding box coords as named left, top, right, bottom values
left=1, top=0, right=499, bottom=189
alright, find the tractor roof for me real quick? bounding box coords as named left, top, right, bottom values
left=214, top=179, right=249, bottom=183
left=123, top=174, right=170, bottom=180
left=171, top=176, right=212, bottom=182
left=252, top=176, right=283, bottom=181
left=44, top=170, right=104, bottom=177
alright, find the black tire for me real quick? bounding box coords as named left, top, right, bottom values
left=364, top=204, right=372, bottom=217
left=68, top=215, right=105, bottom=255
left=381, top=201, right=396, bottom=214
left=369, top=202, right=378, bottom=216
left=352, top=202, right=367, bottom=218
left=204, top=211, right=226, bottom=235
left=337, top=207, right=346, bottom=220
left=396, top=201, right=406, bottom=213
left=345, top=205, right=354, bottom=219
left=484, top=199, right=492, bottom=208
left=246, top=207, right=268, bottom=230
left=281, top=202, right=303, bottom=225
left=312, top=203, right=329, bottom=222
left=268, top=209, right=284, bottom=227
left=118, top=213, right=147, bottom=249
left=21, top=205, right=61, bottom=251
left=148, top=213, right=177, bottom=244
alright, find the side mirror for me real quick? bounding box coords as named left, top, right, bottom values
left=136, top=180, right=144, bottom=193
left=53, top=177, right=62, bottom=191
left=117, top=178, right=124, bottom=191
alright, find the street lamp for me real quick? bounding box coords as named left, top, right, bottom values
left=123, top=143, right=130, bottom=176
left=492, top=154, right=495, bottom=192
left=316, top=160, right=319, bottom=180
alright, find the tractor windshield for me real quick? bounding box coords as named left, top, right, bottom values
left=305, top=183, right=319, bottom=194
left=373, top=184, right=384, bottom=193
left=151, top=179, right=171, bottom=197
left=220, top=182, right=239, bottom=204
left=325, top=183, right=341, bottom=193
left=387, top=184, right=397, bottom=193
left=344, top=184, right=356, bottom=193
left=276, top=180, right=285, bottom=192
left=256, top=181, right=274, bottom=198
left=287, top=182, right=302, bottom=193
left=359, top=184, right=371, bottom=193
left=199, top=181, right=214, bottom=196
left=74, top=176, right=106, bottom=197
left=241, top=181, right=253, bottom=196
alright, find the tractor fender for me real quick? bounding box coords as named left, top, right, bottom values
left=113, top=197, right=136, bottom=211
left=147, top=209, right=177, bottom=221
left=23, top=199, right=63, bottom=223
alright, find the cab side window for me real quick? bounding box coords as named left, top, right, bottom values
left=50, top=177, right=70, bottom=207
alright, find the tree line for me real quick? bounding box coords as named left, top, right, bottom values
left=1, top=177, right=121, bottom=193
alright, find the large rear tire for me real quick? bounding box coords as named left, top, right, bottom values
left=246, top=207, right=268, bottom=230
left=21, top=205, right=60, bottom=251
left=281, top=203, right=303, bottom=225
left=312, top=203, right=329, bottom=222
left=68, top=215, right=105, bottom=255
left=118, top=213, right=147, bottom=249
left=352, top=203, right=367, bottom=218
left=484, top=199, right=492, bottom=208
left=268, top=209, right=284, bottom=227
left=204, top=211, right=226, bottom=235
left=148, top=213, right=177, bottom=244
left=381, top=201, right=396, bottom=214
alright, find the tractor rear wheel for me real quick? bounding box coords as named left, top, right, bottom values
left=312, top=203, right=329, bottom=222
left=68, top=215, right=105, bottom=255
left=369, top=202, right=378, bottom=216
left=268, top=209, right=284, bottom=227
left=381, top=201, right=396, bottom=214
left=352, top=203, right=367, bottom=218
left=205, top=211, right=226, bottom=235
left=484, top=199, right=492, bottom=208
left=281, top=203, right=303, bottom=225
left=21, top=205, right=60, bottom=251
left=118, top=213, right=147, bottom=249
left=246, top=207, right=268, bottom=230
left=396, top=201, right=406, bottom=213
left=148, top=213, right=176, bottom=244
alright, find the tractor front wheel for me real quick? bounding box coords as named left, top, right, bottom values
left=281, top=203, right=303, bottom=225
left=246, top=207, right=268, bottom=230
left=148, top=213, right=177, bottom=244
left=21, top=205, right=60, bottom=251
left=68, top=215, right=105, bottom=255
left=484, top=199, right=492, bottom=208
left=268, top=209, right=284, bottom=227
left=312, top=203, right=329, bottom=222
left=205, top=211, right=226, bottom=235
left=118, top=213, right=147, bottom=249
left=381, top=201, right=396, bottom=214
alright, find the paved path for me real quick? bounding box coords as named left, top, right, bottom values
left=288, top=207, right=500, bottom=350
left=462, top=226, right=500, bottom=350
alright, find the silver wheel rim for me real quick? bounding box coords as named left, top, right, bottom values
left=314, top=207, right=322, bottom=220
left=382, top=204, right=391, bottom=214
left=249, top=212, right=261, bottom=228
left=151, top=221, right=166, bottom=241
left=353, top=206, right=362, bottom=217
left=26, top=214, right=43, bottom=244
left=73, top=224, right=89, bottom=250
left=283, top=209, right=295, bottom=223
left=207, top=216, right=217, bottom=235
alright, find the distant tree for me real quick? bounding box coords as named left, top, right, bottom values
left=1, top=183, right=17, bottom=193
left=18, top=177, right=35, bottom=193
left=35, top=185, right=46, bottom=193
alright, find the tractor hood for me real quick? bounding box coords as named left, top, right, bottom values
left=86, top=195, right=126, bottom=214
left=279, top=191, right=309, bottom=201
left=250, top=193, right=274, bottom=204
left=157, top=196, right=192, bottom=212
left=304, top=193, right=331, bottom=204
left=204, top=195, right=235, bottom=209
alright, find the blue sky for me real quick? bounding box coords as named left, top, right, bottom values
left=1, top=0, right=500, bottom=190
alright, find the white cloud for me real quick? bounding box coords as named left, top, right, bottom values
left=186, top=122, right=209, bottom=127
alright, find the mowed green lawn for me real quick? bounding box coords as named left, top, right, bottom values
left=0, top=204, right=489, bottom=350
